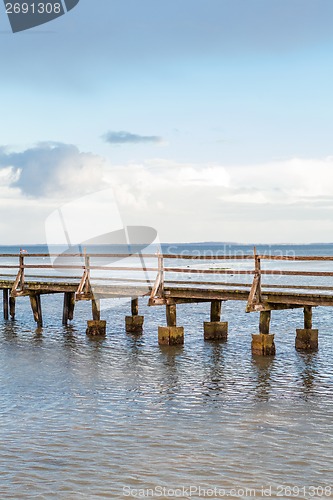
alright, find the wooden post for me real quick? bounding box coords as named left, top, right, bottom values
left=9, top=296, right=16, bottom=320
left=210, top=300, right=221, bottom=322
left=252, top=310, right=275, bottom=355
left=30, top=293, right=43, bottom=327
left=304, top=306, right=312, bottom=329
left=84, top=251, right=90, bottom=294
left=62, top=292, right=69, bottom=325
left=166, top=303, right=177, bottom=327
left=92, top=297, right=100, bottom=321
left=63, top=292, right=75, bottom=325
left=254, top=246, right=261, bottom=304
left=131, top=298, right=139, bottom=316
left=126, top=297, right=144, bottom=333
left=158, top=252, right=164, bottom=297
left=3, top=289, right=9, bottom=320
left=68, top=292, right=75, bottom=321
left=19, top=253, right=25, bottom=288
left=259, top=310, right=271, bottom=334
left=158, top=301, right=184, bottom=345
left=204, top=300, right=227, bottom=341
left=296, top=306, right=318, bottom=351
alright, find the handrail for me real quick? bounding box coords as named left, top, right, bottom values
left=1, top=250, right=333, bottom=307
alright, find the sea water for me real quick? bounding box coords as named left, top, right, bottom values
left=0, top=244, right=332, bottom=499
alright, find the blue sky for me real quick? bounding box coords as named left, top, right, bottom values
left=1, top=0, right=333, bottom=243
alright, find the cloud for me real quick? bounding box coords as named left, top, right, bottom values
left=103, top=131, right=163, bottom=145
left=102, top=156, right=333, bottom=243
left=0, top=143, right=106, bottom=198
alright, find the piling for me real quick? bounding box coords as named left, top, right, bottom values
left=9, top=296, right=16, bottom=320
left=3, top=289, right=8, bottom=320
left=252, top=310, right=275, bottom=355
left=295, top=306, right=318, bottom=351
left=158, top=302, right=184, bottom=345
left=86, top=297, right=106, bottom=336
left=29, top=293, right=43, bottom=328
left=125, top=298, right=144, bottom=333
left=62, top=292, right=75, bottom=325
left=204, top=300, right=228, bottom=341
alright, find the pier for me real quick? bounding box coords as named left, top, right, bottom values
left=1, top=250, right=333, bottom=355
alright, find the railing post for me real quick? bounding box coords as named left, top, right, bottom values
left=19, top=252, right=25, bottom=289
left=158, top=252, right=164, bottom=297
left=254, top=246, right=261, bottom=303
left=84, top=249, right=90, bottom=294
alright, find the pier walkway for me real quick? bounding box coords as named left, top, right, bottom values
left=1, top=250, right=333, bottom=355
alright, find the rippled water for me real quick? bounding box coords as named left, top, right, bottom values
left=0, top=245, right=333, bottom=499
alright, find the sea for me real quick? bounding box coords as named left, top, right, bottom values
left=0, top=243, right=332, bottom=499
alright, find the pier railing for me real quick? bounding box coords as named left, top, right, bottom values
left=1, top=250, right=333, bottom=307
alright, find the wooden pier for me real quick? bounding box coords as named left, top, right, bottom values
left=1, top=249, right=333, bottom=355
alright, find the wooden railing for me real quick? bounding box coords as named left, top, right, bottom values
left=1, top=249, right=333, bottom=306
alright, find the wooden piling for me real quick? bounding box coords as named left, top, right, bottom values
left=296, top=306, right=318, bottom=351
left=210, top=300, right=221, bottom=322
left=131, top=298, right=139, bottom=316
left=126, top=297, right=144, bottom=333
left=68, top=292, right=75, bottom=321
left=92, top=297, right=100, bottom=321
left=259, top=311, right=271, bottom=334
left=9, top=296, right=16, bottom=320
left=158, top=301, right=184, bottom=345
left=252, top=310, right=275, bottom=355
left=62, top=292, right=75, bottom=325
left=30, top=293, right=43, bottom=327
left=62, top=292, right=69, bottom=325
left=3, top=289, right=8, bottom=320
left=166, top=303, right=177, bottom=327
left=304, top=306, right=312, bottom=329
left=204, top=299, right=228, bottom=341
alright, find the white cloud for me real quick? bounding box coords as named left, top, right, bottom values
left=1, top=152, right=333, bottom=243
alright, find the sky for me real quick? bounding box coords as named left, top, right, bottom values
left=1, top=0, right=333, bottom=244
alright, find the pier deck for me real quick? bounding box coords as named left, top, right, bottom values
left=1, top=249, right=333, bottom=354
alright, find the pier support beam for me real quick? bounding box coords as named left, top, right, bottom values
left=9, top=296, right=16, bottom=320
left=204, top=300, right=228, bottom=341
left=295, top=307, right=318, bottom=351
left=252, top=311, right=275, bottom=355
left=158, top=302, right=184, bottom=345
left=125, top=298, right=144, bottom=333
left=86, top=297, right=106, bottom=337
left=62, top=292, right=75, bottom=325
left=30, top=293, right=43, bottom=328
left=3, top=289, right=8, bottom=320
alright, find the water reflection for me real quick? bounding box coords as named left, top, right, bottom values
left=296, top=351, right=319, bottom=400
left=251, top=355, right=275, bottom=401
left=202, top=343, right=226, bottom=398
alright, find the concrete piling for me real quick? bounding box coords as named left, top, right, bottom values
left=295, top=307, right=318, bottom=351
left=204, top=300, right=228, bottom=341
left=158, top=302, right=184, bottom=345
left=252, top=311, right=275, bottom=355
left=125, top=298, right=144, bottom=333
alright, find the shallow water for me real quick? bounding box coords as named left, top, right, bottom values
left=0, top=245, right=332, bottom=499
